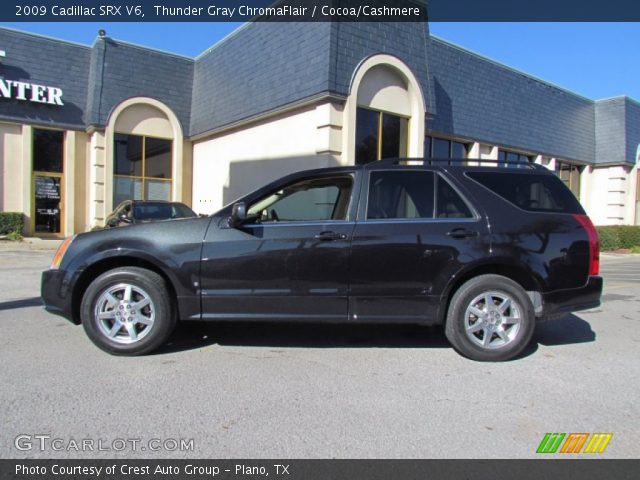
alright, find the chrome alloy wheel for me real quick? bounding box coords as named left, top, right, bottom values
left=94, top=283, right=155, bottom=344
left=464, top=290, right=521, bottom=349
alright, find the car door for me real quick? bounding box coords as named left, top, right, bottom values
left=349, top=169, right=489, bottom=323
left=199, top=171, right=360, bottom=321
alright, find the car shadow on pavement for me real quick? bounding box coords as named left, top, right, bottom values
left=0, top=296, right=42, bottom=311
left=156, top=321, right=452, bottom=354
left=514, top=314, right=595, bottom=359
left=157, top=313, right=596, bottom=358
left=533, top=313, right=596, bottom=346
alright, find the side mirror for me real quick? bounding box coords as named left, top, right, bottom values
left=119, top=213, right=132, bottom=224
left=229, top=202, right=247, bottom=227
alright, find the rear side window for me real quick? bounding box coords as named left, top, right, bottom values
left=467, top=172, right=584, bottom=214
left=437, top=176, right=473, bottom=218
left=368, top=171, right=434, bottom=219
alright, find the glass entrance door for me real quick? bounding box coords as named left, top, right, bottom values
left=34, top=173, right=63, bottom=234
left=32, top=129, right=64, bottom=235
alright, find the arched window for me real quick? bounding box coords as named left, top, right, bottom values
left=104, top=98, right=184, bottom=214
left=345, top=55, right=426, bottom=165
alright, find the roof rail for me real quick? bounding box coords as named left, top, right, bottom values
left=369, top=158, right=547, bottom=171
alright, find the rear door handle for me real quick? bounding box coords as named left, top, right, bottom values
left=446, top=228, right=479, bottom=239
left=314, top=231, right=348, bottom=241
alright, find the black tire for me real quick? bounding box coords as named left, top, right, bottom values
left=445, top=274, right=535, bottom=362
left=81, top=267, right=176, bottom=355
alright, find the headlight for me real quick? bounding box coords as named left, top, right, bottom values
left=50, top=235, right=76, bottom=270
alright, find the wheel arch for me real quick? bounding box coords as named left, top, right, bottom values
left=437, top=261, right=543, bottom=325
left=71, top=255, right=179, bottom=325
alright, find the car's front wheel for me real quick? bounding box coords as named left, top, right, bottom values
left=445, top=274, right=535, bottom=361
left=80, top=267, right=176, bottom=355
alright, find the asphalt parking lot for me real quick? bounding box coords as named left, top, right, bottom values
left=0, top=247, right=638, bottom=459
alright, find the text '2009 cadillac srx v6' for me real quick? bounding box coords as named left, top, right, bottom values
left=42, top=159, right=602, bottom=361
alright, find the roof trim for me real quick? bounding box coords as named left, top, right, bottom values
left=190, top=91, right=346, bottom=141
left=195, top=22, right=251, bottom=60
left=0, top=26, right=91, bottom=49
left=96, top=37, right=194, bottom=61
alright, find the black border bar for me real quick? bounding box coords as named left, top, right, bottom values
left=2, top=0, right=640, bottom=22
left=2, top=460, right=639, bottom=480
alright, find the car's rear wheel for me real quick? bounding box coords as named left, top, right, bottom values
left=445, top=274, right=535, bottom=361
left=81, top=267, right=176, bottom=355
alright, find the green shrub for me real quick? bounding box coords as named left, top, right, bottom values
left=631, top=246, right=640, bottom=254
left=596, top=225, right=640, bottom=251
left=616, top=226, right=640, bottom=249
left=6, top=231, right=23, bottom=241
left=596, top=227, right=619, bottom=251
left=0, top=212, right=24, bottom=235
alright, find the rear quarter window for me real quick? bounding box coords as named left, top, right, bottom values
left=466, top=171, right=584, bottom=214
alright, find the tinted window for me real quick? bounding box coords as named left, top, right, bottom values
left=467, top=172, right=584, bottom=214
left=248, top=176, right=353, bottom=223
left=133, top=203, right=195, bottom=220
left=437, top=176, right=473, bottom=218
left=144, top=137, right=172, bottom=178
left=114, top=134, right=143, bottom=176
left=451, top=141, right=467, bottom=159
left=367, top=171, right=434, bottom=219
left=432, top=138, right=450, bottom=159
left=33, top=129, right=64, bottom=173
left=355, top=108, right=379, bottom=165
left=356, top=108, right=408, bottom=165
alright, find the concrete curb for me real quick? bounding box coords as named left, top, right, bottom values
left=0, top=237, right=62, bottom=251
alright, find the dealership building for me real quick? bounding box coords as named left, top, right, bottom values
left=0, top=22, right=639, bottom=237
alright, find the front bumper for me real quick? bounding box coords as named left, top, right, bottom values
left=41, top=269, right=76, bottom=323
left=540, top=276, right=603, bottom=320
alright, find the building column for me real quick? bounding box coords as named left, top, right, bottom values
left=20, top=125, right=32, bottom=234
left=316, top=102, right=343, bottom=165
left=63, top=131, right=76, bottom=236
left=89, top=130, right=106, bottom=228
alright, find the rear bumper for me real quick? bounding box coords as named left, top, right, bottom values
left=41, top=269, right=76, bottom=323
left=540, top=276, right=603, bottom=320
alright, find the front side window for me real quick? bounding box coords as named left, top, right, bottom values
left=113, top=134, right=172, bottom=206
left=248, top=176, right=353, bottom=223
left=355, top=107, right=408, bottom=165
left=367, top=171, right=435, bottom=219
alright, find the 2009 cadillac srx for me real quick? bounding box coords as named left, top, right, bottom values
left=42, top=159, right=602, bottom=361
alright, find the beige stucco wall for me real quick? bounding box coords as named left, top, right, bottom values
left=191, top=102, right=343, bottom=215
left=580, top=164, right=634, bottom=225
left=0, top=122, right=24, bottom=214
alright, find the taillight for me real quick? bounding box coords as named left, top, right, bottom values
left=573, top=214, right=599, bottom=276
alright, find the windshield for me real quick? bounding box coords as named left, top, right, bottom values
left=133, top=203, right=196, bottom=221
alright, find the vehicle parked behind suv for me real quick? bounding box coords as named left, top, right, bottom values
left=105, top=200, right=197, bottom=228
left=42, top=159, right=602, bottom=361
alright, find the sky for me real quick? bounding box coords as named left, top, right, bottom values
left=1, top=22, right=638, bottom=101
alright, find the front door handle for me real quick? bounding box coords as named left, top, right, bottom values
left=314, top=231, right=348, bottom=241
left=446, top=228, right=479, bottom=239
